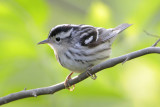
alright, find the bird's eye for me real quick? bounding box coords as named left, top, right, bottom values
left=55, top=37, right=60, bottom=42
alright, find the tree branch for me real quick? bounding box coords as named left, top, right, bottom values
left=0, top=47, right=160, bottom=105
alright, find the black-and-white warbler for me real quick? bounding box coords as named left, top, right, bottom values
left=38, top=23, right=132, bottom=91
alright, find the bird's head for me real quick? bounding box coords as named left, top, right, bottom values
left=38, top=24, right=78, bottom=52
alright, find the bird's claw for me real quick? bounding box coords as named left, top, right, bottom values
left=86, top=70, right=97, bottom=80
left=64, top=72, right=75, bottom=91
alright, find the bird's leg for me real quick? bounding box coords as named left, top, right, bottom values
left=64, top=72, right=75, bottom=91
left=86, top=67, right=97, bottom=80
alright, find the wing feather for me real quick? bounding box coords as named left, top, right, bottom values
left=78, top=26, right=98, bottom=47
left=76, top=23, right=132, bottom=48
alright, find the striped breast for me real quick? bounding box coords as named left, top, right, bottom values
left=58, top=42, right=111, bottom=73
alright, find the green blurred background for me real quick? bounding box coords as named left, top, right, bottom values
left=0, top=0, right=160, bottom=107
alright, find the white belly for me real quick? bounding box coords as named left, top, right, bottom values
left=59, top=56, right=90, bottom=73
left=57, top=47, right=111, bottom=73
left=52, top=42, right=111, bottom=73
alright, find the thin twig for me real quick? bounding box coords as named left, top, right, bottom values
left=121, top=55, right=129, bottom=65
left=144, top=31, right=160, bottom=47
left=152, top=38, right=160, bottom=47
left=144, top=30, right=160, bottom=38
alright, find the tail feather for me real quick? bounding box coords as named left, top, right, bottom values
left=114, top=23, right=132, bottom=33
left=103, top=23, right=132, bottom=41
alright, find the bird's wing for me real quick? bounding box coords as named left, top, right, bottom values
left=75, top=25, right=98, bottom=47
left=75, top=23, right=132, bottom=48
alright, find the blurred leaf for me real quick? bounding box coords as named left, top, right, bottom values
left=86, top=1, right=113, bottom=27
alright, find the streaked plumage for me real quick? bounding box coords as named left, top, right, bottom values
left=38, top=23, right=132, bottom=90
left=39, top=24, right=131, bottom=72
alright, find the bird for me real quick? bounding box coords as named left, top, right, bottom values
left=38, top=23, right=132, bottom=91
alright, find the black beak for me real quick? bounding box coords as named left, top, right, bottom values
left=37, top=39, right=49, bottom=45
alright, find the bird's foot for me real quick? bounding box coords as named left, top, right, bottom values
left=64, top=72, right=75, bottom=91
left=86, top=68, right=97, bottom=80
